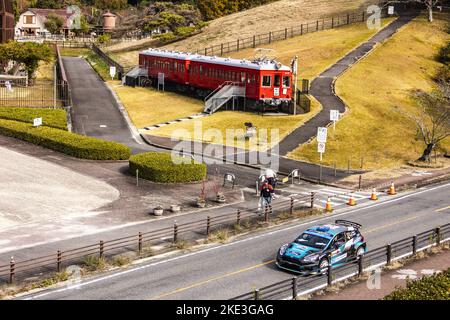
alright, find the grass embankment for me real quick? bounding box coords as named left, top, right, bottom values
left=384, top=267, right=450, bottom=300
left=0, top=107, right=67, bottom=130
left=288, top=13, right=450, bottom=169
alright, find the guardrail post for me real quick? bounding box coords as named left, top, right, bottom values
left=301, top=24, right=303, bottom=35
left=332, top=17, right=334, bottom=28
left=316, top=20, right=319, bottom=31
left=412, top=235, right=417, bottom=255
left=254, top=288, right=260, bottom=300
left=236, top=209, right=241, bottom=225
left=99, top=241, right=104, bottom=259
left=9, top=256, right=15, bottom=284
left=386, top=244, right=392, bottom=265
left=310, top=192, right=315, bottom=208
left=327, top=265, right=333, bottom=286
left=284, top=28, right=288, bottom=39
left=358, top=255, right=364, bottom=276
left=290, top=197, right=294, bottom=215
left=138, top=232, right=143, bottom=254
left=220, top=43, right=223, bottom=56
left=436, top=227, right=441, bottom=246
left=237, top=39, right=240, bottom=51
left=57, top=250, right=62, bottom=272
left=253, top=35, right=256, bottom=48
left=206, top=216, right=211, bottom=236
left=173, top=221, right=178, bottom=243
left=292, top=277, right=298, bottom=299
left=264, top=205, right=269, bottom=222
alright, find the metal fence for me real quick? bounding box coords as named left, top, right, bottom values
left=195, top=9, right=388, bottom=57
left=0, top=192, right=315, bottom=284
left=231, top=223, right=450, bottom=300
left=91, top=43, right=125, bottom=79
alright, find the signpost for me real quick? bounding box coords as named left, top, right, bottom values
left=317, top=127, right=328, bottom=143
left=33, top=117, right=43, bottom=127
left=317, top=142, right=326, bottom=161
left=5, top=81, right=12, bottom=92
left=158, top=72, right=165, bottom=91
left=330, top=110, right=339, bottom=131
left=388, top=6, right=394, bottom=15
left=110, top=66, right=116, bottom=80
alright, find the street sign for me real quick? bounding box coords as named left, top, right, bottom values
left=318, top=142, right=326, bottom=153
left=33, top=117, right=42, bottom=127
left=330, top=110, right=339, bottom=121
left=109, top=66, right=116, bottom=80
left=317, top=127, right=328, bottom=143
left=4, top=81, right=12, bottom=92
left=388, top=6, right=394, bottom=15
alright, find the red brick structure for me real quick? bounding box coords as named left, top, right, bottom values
left=0, top=0, right=14, bottom=43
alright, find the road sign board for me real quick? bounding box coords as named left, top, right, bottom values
left=388, top=6, right=394, bottom=15
left=33, top=117, right=42, bottom=127
left=330, top=110, right=339, bottom=121
left=317, top=127, right=328, bottom=143
left=318, top=142, right=326, bottom=153
left=109, top=66, right=116, bottom=79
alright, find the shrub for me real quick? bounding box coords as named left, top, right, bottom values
left=0, top=119, right=131, bottom=160
left=437, top=42, right=450, bottom=65
left=0, top=107, right=67, bottom=130
left=384, top=268, right=450, bottom=300
left=129, top=152, right=206, bottom=183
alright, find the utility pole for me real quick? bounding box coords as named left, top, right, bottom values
left=292, top=55, right=298, bottom=115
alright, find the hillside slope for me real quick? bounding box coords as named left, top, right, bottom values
left=164, top=0, right=380, bottom=52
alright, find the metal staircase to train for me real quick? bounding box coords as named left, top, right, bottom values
left=204, top=81, right=246, bottom=114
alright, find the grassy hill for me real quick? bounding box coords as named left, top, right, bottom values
left=111, top=0, right=380, bottom=67
left=288, top=12, right=450, bottom=169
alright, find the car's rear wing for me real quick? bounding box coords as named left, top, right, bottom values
left=335, top=220, right=362, bottom=229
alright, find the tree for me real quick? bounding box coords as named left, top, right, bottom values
left=400, top=90, right=449, bottom=162
left=0, top=42, right=53, bottom=79
left=412, top=0, right=440, bottom=22
left=44, top=13, right=64, bottom=34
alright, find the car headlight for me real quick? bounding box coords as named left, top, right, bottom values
left=279, top=244, right=289, bottom=256
left=302, top=253, right=320, bottom=262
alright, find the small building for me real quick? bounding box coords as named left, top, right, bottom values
left=0, top=0, right=14, bottom=43
left=15, top=8, right=72, bottom=37
left=102, top=11, right=116, bottom=31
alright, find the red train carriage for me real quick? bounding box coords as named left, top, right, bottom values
left=138, top=49, right=294, bottom=111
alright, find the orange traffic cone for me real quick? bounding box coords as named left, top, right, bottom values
left=347, top=193, right=357, bottom=206
left=388, top=181, right=396, bottom=195
left=325, top=197, right=333, bottom=212
left=370, top=188, right=378, bottom=200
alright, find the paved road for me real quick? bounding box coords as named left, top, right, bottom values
left=277, top=13, right=416, bottom=155
left=19, top=182, right=450, bottom=300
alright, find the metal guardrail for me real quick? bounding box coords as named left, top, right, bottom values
left=91, top=43, right=125, bottom=80
left=0, top=193, right=314, bottom=284
left=231, top=223, right=450, bottom=300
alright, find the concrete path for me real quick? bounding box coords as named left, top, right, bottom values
left=277, top=13, right=416, bottom=155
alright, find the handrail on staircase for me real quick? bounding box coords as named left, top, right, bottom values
left=204, top=81, right=245, bottom=102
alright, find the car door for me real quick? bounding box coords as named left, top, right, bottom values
left=329, top=233, right=347, bottom=265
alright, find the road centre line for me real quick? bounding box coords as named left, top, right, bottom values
left=23, top=182, right=450, bottom=300
left=436, top=205, right=450, bottom=212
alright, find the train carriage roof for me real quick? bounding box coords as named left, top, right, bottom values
left=140, top=49, right=291, bottom=72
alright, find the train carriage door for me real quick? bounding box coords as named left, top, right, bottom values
left=273, top=74, right=281, bottom=97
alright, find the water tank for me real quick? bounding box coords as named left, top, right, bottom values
left=102, top=11, right=116, bottom=30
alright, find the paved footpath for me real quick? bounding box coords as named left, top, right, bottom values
left=314, top=249, right=450, bottom=300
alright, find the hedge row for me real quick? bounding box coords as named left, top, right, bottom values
left=0, top=119, right=131, bottom=160
left=384, top=267, right=450, bottom=300
left=129, top=152, right=207, bottom=183
left=0, top=107, right=68, bottom=130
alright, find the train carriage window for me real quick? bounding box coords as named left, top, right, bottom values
left=199, top=65, right=203, bottom=74
left=262, top=75, right=271, bottom=87
left=274, top=75, right=281, bottom=87
left=283, top=76, right=291, bottom=87
left=241, top=72, right=246, bottom=82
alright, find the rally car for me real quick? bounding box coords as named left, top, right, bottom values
left=276, top=220, right=367, bottom=274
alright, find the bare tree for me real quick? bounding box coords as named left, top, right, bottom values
left=399, top=90, right=449, bottom=162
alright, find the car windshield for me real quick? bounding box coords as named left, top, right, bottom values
left=295, top=232, right=329, bottom=249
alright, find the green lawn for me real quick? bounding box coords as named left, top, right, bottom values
left=0, top=107, right=67, bottom=130
left=288, top=13, right=450, bottom=169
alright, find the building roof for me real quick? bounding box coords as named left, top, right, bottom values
left=26, top=8, right=73, bottom=28
left=140, top=48, right=291, bottom=72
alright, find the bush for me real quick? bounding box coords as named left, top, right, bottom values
left=384, top=268, right=450, bottom=300
left=129, top=152, right=206, bottom=183
left=437, top=42, right=450, bottom=65
left=0, top=107, right=67, bottom=130
left=0, top=119, right=131, bottom=160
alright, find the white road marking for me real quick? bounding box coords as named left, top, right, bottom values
left=22, top=182, right=450, bottom=300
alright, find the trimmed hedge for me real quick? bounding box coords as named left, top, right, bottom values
left=0, top=119, right=131, bottom=160
left=129, top=152, right=207, bottom=183
left=384, top=267, right=450, bottom=300
left=0, top=107, right=68, bottom=130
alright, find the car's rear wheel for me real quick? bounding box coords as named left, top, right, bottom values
left=318, top=258, right=329, bottom=275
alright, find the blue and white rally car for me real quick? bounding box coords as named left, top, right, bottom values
left=276, top=220, right=367, bottom=274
